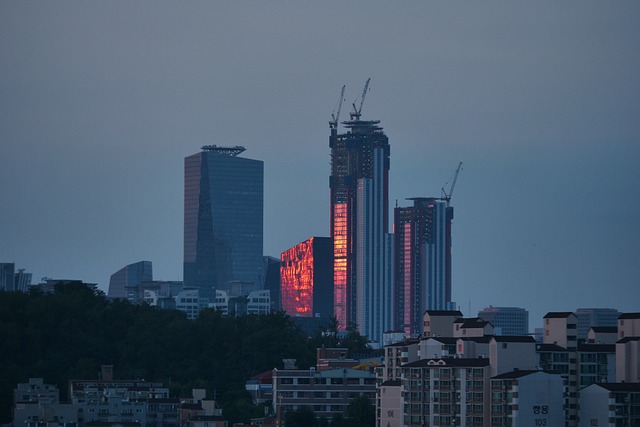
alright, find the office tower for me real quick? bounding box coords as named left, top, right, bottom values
left=280, top=237, right=333, bottom=318
left=329, top=99, right=393, bottom=341
left=184, top=145, right=263, bottom=298
left=575, top=308, right=621, bottom=340
left=0, top=263, right=15, bottom=291
left=478, top=305, right=529, bottom=336
left=394, top=197, right=454, bottom=335
left=107, top=261, right=153, bottom=299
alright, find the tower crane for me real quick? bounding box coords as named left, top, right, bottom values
left=329, top=85, right=346, bottom=129
left=350, top=78, right=371, bottom=120
left=441, top=161, right=463, bottom=206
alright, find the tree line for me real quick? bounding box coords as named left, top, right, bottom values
left=0, top=283, right=373, bottom=424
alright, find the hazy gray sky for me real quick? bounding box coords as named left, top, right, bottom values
left=1, top=2, right=638, bottom=328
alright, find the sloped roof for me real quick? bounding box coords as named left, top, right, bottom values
left=491, top=369, right=558, bottom=380
left=492, top=335, right=536, bottom=343
left=589, top=382, right=640, bottom=392
left=590, top=326, right=617, bottom=333
left=543, top=312, right=575, bottom=318
left=425, top=310, right=463, bottom=317
left=618, top=313, right=640, bottom=319
left=536, top=343, right=568, bottom=352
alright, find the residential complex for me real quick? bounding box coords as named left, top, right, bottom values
left=7, top=310, right=640, bottom=427
left=374, top=310, right=640, bottom=427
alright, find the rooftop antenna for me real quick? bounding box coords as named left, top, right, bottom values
left=350, top=78, right=371, bottom=120
left=441, top=162, right=463, bottom=206
left=329, top=85, right=346, bottom=130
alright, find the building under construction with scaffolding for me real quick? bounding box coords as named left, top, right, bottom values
left=329, top=80, right=393, bottom=343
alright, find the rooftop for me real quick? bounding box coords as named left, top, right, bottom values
left=201, top=145, right=246, bottom=156
left=403, top=358, right=490, bottom=368
left=543, top=312, right=575, bottom=319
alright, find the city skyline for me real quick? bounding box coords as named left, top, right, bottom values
left=1, top=2, right=638, bottom=328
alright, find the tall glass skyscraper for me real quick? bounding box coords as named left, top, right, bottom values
left=184, top=145, right=263, bottom=298
left=329, top=112, right=393, bottom=342
left=394, top=197, right=454, bottom=335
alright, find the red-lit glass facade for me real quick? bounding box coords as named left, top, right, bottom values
left=280, top=237, right=333, bottom=318
left=394, top=198, right=454, bottom=335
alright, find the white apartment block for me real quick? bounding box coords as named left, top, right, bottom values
left=490, top=370, right=565, bottom=427
left=579, top=383, right=640, bottom=427
left=400, top=358, right=491, bottom=427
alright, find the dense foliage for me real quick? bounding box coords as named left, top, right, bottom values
left=0, top=283, right=372, bottom=424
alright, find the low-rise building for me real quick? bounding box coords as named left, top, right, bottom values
left=271, top=366, right=377, bottom=422
left=13, top=379, right=81, bottom=427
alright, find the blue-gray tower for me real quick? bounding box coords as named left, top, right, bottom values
left=183, top=145, right=264, bottom=298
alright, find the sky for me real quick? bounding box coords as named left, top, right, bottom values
left=1, top=2, right=639, bottom=329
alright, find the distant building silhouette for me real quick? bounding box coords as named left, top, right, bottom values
left=107, top=260, right=152, bottom=299
left=575, top=307, right=620, bottom=340
left=0, top=263, right=33, bottom=292
left=478, top=306, right=529, bottom=336
left=262, top=256, right=281, bottom=311
left=0, top=263, right=15, bottom=291
left=183, top=145, right=263, bottom=298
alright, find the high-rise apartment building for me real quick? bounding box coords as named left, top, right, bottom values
left=280, top=237, right=333, bottom=319
left=394, top=198, right=454, bottom=335
left=184, top=145, right=263, bottom=298
left=329, top=102, right=393, bottom=341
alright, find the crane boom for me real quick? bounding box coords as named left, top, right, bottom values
left=441, top=161, right=463, bottom=205
left=330, top=85, right=346, bottom=129
left=350, top=78, right=371, bottom=120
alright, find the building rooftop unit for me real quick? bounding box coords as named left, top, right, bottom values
left=200, top=145, right=246, bottom=156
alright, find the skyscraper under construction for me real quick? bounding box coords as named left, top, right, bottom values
left=329, top=81, right=393, bottom=342
left=394, top=197, right=455, bottom=336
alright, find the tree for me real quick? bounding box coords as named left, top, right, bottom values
left=284, top=406, right=315, bottom=427
left=345, top=395, right=376, bottom=427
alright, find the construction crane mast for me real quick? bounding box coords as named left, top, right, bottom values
left=329, top=85, right=346, bottom=130
left=441, top=162, right=463, bottom=206
left=349, top=78, right=371, bottom=120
